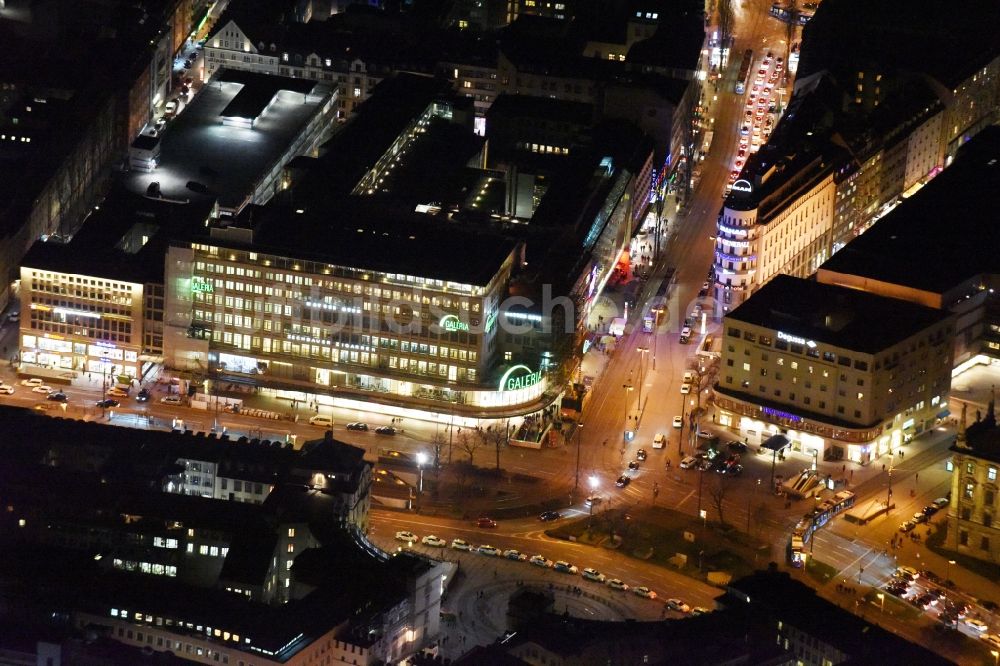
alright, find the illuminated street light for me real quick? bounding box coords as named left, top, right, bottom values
left=415, top=451, right=428, bottom=511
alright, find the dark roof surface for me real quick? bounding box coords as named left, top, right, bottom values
left=955, top=403, right=1000, bottom=465
left=216, top=69, right=317, bottom=120
left=819, top=126, right=1000, bottom=294
left=726, top=275, right=952, bottom=353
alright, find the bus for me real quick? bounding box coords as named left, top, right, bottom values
left=734, top=49, right=753, bottom=94
left=700, top=130, right=714, bottom=160
left=789, top=490, right=855, bottom=567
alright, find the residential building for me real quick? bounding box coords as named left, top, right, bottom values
left=949, top=400, right=1000, bottom=564
left=715, top=275, right=954, bottom=463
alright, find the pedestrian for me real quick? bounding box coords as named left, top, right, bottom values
left=842, top=464, right=846, bottom=473
left=850, top=469, right=854, bottom=480
left=882, top=464, right=886, bottom=472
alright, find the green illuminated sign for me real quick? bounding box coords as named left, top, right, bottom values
left=498, top=364, right=543, bottom=392
left=485, top=310, right=498, bottom=333
left=191, top=276, right=214, bottom=294
left=440, top=314, right=469, bottom=332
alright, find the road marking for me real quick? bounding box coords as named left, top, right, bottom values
left=675, top=489, right=695, bottom=508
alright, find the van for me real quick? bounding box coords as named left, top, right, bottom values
left=164, top=100, right=178, bottom=118
left=308, top=415, right=333, bottom=427
left=683, top=372, right=695, bottom=384
left=652, top=432, right=666, bottom=449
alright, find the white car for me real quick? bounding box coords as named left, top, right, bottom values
left=31, top=385, right=53, bottom=394
left=965, top=618, right=988, bottom=633
left=20, top=378, right=44, bottom=387
left=582, top=567, right=606, bottom=583
left=0, top=384, right=14, bottom=395
left=107, top=387, right=129, bottom=398
left=394, top=531, right=418, bottom=544
left=503, top=549, right=527, bottom=561
left=529, top=554, right=552, bottom=568
left=161, top=395, right=183, bottom=405
left=451, top=538, right=471, bottom=551
left=308, top=415, right=333, bottom=427
left=477, top=544, right=501, bottom=557
left=421, top=535, right=446, bottom=547
left=896, top=566, right=919, bottom=580
left=672, top=415, right=683, bottom=429
left=652, top=432, right=666, bottom=449
left=666, top=598, right=691, bottom=613
left=680, top=383, right=691, bottom=394
left=679, top=456, right=698, bottom=469
left=633, top=586, right=657, bottom=599
left=606, top=578, right=629, bottom=592
left=553, top=561, right=578, bottom=574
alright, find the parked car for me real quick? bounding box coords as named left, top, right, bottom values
left=680, top=383, right=691, bottom=394
left=633, top=586, right=657, bottom=599
left=375, top=425, right=397, bottom=435
left=477, top=517, right=497, bottom=529
left=394, top=531, right=418, bottom=544
left=450, top=539, right=471, bottom=551
left=477, top=545, right=501, bottom=557
left=31, top=385, right=53, bottom=394
left=581, top=568, right=606, bottom=583
left=503, top=549, right=527, bottom=561
left=538, top=511, right=562, bottom=522
left=346, top=422, right=369, bottom=431
left=666, top=599, right=691, bottom=613
left=673, top=415, right=683, bottom=428
left=912, top=512, right=927, bottom=524
left=0, top=384, right=14, bottom=395
left=529, top=555, right=552, bottom=568
left=691, top=607, right=711, bottom=616
left=679, top=456, right=698, bottom=469
left=553, top=561, right=579, bottom=574
left=922, top=505, right=939, bottom=517
left=421, top=535, right=446, bottom=547
left=606, top=578, right=629, bottom=592
left=161, top=395, right=183, bottom=405
left=727, top=440, right=748, bottom=453
left=308, top=415, right=334, bottom=427
left=965, top=618, right=988, bottom=633
left=898, top=520, right=916, bottom=533
left=933, top=497, right=950, bottom=509
left=20, top=378, right=44, bottom=387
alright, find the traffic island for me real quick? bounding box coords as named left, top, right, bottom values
left=545, top=506, right=766, bottom=584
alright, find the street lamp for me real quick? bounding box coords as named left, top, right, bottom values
left=991, top=649, right=998, bottom=666
left=622, top=382, right=634, bottom=442
left=876, top=592, right=885, bottom=614
left=100, top=354, right=112, bottom=419
left=415, top=451, right=428, bottom=512
left=947, top=559, right=956, bottom=585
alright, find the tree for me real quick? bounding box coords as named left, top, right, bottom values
left=430, top=431, right=447, bottom=469
left=456, top=429, right=479, bottom=463
left=477, top=423, right=508, bottom=473
left=709, top=474, right=732, bottom=526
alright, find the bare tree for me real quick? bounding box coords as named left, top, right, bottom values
left=478, top=424, right=508, bottom=473
left=456, top=429, right=479, bottom=464
left=430, top=431, right=447, bottom=469
left=709, top=474, right=731, bottom=526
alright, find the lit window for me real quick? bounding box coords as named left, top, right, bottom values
left=990, top=467, right=998, bottom=482
left=288, top=528, right=296, bottom=538
left=287, top=544, right=295, bottom=554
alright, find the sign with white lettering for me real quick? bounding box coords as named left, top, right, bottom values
left=439, top=314, right=470, bottom=333
left=731, top=179, right=753, bottom=194
left=777, top=331, right=806, bottom=345
left=498, top=364, right=543, bottom=392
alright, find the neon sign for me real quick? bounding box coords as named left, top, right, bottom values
left=191, top=276, right=214, bottom=294
left=777, top=331, right=806, bottom=345
left=484, top=310, right=498, bottom=334
left=731, top=179, right=753, bottom=194
left=498, top=364, right=543, bottom=392
left=439, top=314, right=469, bottom=332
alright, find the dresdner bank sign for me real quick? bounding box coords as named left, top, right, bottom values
left=498, top=364, right=543, bottom=392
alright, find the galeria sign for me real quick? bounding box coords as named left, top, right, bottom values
left=498, top=364, right=542, bottom=392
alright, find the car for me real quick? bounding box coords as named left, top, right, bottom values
left=933, top=497, right=950, bottom=509
left=727, top=440, right=748, bottom=453
left=0, top=384, right=14, bottom=395
left=965, top=618, right=988, bottom=633
left=666, top=599, right=691, bottom=613
left=680, top=383, right=691, bottom=394
left=161, top=395, right=183, bottom=405
left=7, top=311, right=18, bottom=323
left=981, top=634, right=1000, bottom=649
left=478, top=545, right=501, bottom=557
left=627, top=460, right=640, bottom=471
left=740, top=125, right=750, bottom=136
left=679, top=456, right=698, bottom=469
left=553, top=560, right=579, bottom=574
left=912, top=512, right=927, bottom=524
left=723, top=464, right=744, bottom=476
left=615, top=475, right=631, bottom=488
left=734, top=158, right=744, bottom=169
left=450, top=539, right=472, bottom=551
left=96, top=399, right=120, bottom=408
left=421, top=535, right=446, bottom=547
left=582, top=567, right=606, bottom=582
left=899, top=520, right=916, bottom=533
left=673, top=416, right=683, bottom=429
left=309, top=415, right=334, bottom=427
left=633, top=586, right=657, bottom=599
left=606, top=578, right=629, bottom=592
left=636, top=448, right=647, bottom=461
left=394, top=531, right=418, bottom=544
left=896, top=566, right=919, bottom=580
left=135, top=388, right=150, bottom=402
left=375, top=425, right=397, bottom=435
left=691, top=607, right=711, bottom=616
left=31, top=385, right=53, bottom=394
left=477, top=517, right=497, bottom=529
left=107, top=387, right=129, bottom=398
left=652, top=433, right=666, bottom=449
left=503, top=549, right=527, bottom=561
left=538, top=511, right=562, bottom=522
left=20, top=378, right=44, bottom=387
left=346, top=422, right=369, bottom=431
left=585, top=495, right=603, bottom=507
left=922, top=505, right=939, bottom=517
left=529, top=554, right=553, bottom=568
left=46, top=391, right=68, bottom=402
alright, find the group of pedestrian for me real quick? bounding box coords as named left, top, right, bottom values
left=836, top=583, right=858, bottom=594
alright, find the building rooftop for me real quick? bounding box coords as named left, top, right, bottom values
left=818, top=126, right=1000, bottom=295
left=799, top=0, right=1000, bottom=90
left=121, top=68, right=332, bottom=210
left=725, top=274, right=953, bottom=354
left=217, top=69, right=317, bottom=121
left=954, top=399, right=1000, bottom=465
